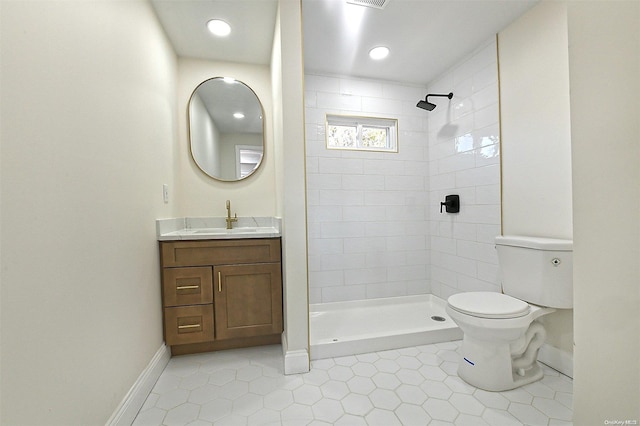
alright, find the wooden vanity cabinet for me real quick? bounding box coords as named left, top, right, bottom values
left=160, top=238, right=282, bottom=355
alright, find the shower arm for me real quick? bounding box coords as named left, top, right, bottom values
left=425, top=92, right=454, bottom=101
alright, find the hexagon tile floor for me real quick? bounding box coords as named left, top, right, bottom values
left=132, top=341, right=573, bottom=426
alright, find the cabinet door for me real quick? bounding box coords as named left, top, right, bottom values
left=214, top=263, right=283, bottom=340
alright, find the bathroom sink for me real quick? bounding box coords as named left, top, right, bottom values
left=193, top=228, right=258, bottom=234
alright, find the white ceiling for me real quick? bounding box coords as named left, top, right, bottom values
left=151, top=0, right=538, bottom=87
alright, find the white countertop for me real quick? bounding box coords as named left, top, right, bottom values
left=156, top=217, right=282, bottom=241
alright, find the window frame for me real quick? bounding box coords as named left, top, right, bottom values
left=325, top=114, right=398, bottom=153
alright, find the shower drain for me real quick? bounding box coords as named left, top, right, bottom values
left=431, top=315, right=446, bottom=322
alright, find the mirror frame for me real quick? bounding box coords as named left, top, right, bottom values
left=187, top=77, right=265, bottom=182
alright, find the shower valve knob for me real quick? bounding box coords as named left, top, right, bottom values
left=440, top=194, right=460, bottom=214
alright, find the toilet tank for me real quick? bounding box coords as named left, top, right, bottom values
left=495, top=235, right=573, bottom=309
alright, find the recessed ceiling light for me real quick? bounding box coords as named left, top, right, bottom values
left=369, top=46, right=390, bottom=60
left=207, top=19, right=231, bottom=37
left=233, top=112, right=245, bottom=119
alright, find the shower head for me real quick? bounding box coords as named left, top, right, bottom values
left=416, top=92, right=453, bottom=111
left=416, top=100, right=437, bottom=111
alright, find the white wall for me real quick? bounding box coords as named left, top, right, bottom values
left=304, top=75, right=429, bottom=304
left=499, top=2, right=573, bottom=240
left=0, top=1, right=177, bottom=424
left=498, top=0, right=574, bottom=358
left=428, top=38, right=502, bottom=300
left=176, top=58, right=276, bottom=217
left=567, top=1, right=640, bottom=422
left=272, top=0, right=310, bottom=374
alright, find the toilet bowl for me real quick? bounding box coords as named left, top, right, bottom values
left=446, top=235, right=573, bottom=392
left=446, top=292, right=554, bottom=391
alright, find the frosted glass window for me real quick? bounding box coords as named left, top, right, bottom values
left=326, top=114, right=398, bottom=152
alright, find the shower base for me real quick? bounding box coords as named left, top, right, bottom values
left=309, top=294, right=462, bottom=360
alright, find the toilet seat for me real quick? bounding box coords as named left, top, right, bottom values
left=448, top=292, right=530, bottom=319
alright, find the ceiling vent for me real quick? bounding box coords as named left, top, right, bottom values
left=346, top=0, right=389, bottom=10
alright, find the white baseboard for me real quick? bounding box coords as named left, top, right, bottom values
left=539, top=343, right=573, bottom=378
left=282, top=332, right=309, bottom=375
left=106, top=343, right=171, bottom=426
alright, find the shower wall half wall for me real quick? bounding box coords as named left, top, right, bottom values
left=304, top=37, right=501, bottom=305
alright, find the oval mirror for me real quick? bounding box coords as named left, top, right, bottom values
left=188, top=77, right=264, bottom=181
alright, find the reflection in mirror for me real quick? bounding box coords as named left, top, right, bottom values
left=188, top=77, right=264, bottom=181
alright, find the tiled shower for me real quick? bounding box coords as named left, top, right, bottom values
left=305, top=37, right=502, bottom=305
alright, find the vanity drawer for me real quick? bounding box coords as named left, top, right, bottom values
left=161, top=238, right=281, bottom=267
left=163, top=267, right=213, bottom=307
left=164, top=305, right=214, bottom=346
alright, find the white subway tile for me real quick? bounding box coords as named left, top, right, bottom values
left=388, top=264, right=427, bottom=281
left=475, top=184, right=500, bottom=205
left=457, top=275, right=499, bottom=293
left=430, top=172, right=456, bottom=191
left=340, top=78, right=383, bottom=97
left=364, top=191, right=407, bottom=206
left=345, top=267, right=388, bottom=285
left=406, top=280, right=431, bottom=295
left=431, top=265, right=457, bottom=287
left=474, top=103, right=499, bottom=129
left=342, top=205, right=387, bottom=221
left=309, top=287, right=322, bottom=304
left=382, top=83, right=424, bottom=101
left=476, top=224, right=501, bottom=244
left=318, top=190, right=364, bottom=206
left=307, top=205, right=342, bottom=223
left=471, top=82, right=498, bottom=111
left=305, top=74, right=340, bottom=93
left=477, top=261, right=499, bottom=284
left=457, top=240, right=497, bottom=264
left=342, top=174, right=385, bottom=191
left=473, top=63, right=498, bottom=92
left=451, top=223, right=477, bottom=241
left=307, top=174, right=342, bottom=190
left=304, top=90, right=317, bottom=108
left=431, top=236, right=457, bottom=255
left=462, top=204, right=501, bottom=225
left=309, top=269, right=344, bottom=288
left=438, top=152, right=476, bottom=174
left=308, top=238, right=344, bottom=256
left=322, top=285, right=366, bottom=303
left=366, top=250, right=407, bottom=268
left=306, top=157, right=319, bottom=174
left=344, top=237, right=387, bottom=254
left=365, top=221, right=406, bottom=237
left=320, top=221, right=366, bottom=238
left=322, top=253, right=366, bottom=270
left=387, top=235, right=426, bottom=251
left=366, top=282, right=407, bottom=299
left=384, top=175, right=425, bottom=191
left=405, top=250, right=430, bottom=265
left=317, top=92, right=362, bottom=111
left=456, top=164, right=500, bottom=188
left=362, top=96, right=404, bottom=115
left=440, top=252, right=477, bottom=278
left=318, top=157, right=364, bottom=174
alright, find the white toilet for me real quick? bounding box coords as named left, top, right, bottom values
left=446, top=235, right=573, bottom=391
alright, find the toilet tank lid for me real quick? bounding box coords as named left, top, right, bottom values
left=495, top=235, right=573, bottom=251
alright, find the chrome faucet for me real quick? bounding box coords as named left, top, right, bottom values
left=225, top=200, right=238, bottom=229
